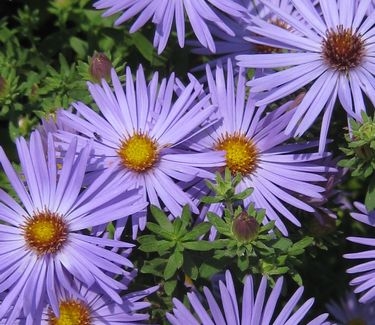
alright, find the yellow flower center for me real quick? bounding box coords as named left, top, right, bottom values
left=117, top=132, right=159, bottom=172
left=22, top=210, right=68, bottom=256
left=322, top=25, right=365, bottom=72
left=215, top=132, right=258, bottom=176
left=48, top=300, right=91, bottom=325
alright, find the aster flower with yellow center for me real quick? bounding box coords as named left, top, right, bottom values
left=237, top=0, right=375, bottom=153
left=38, top=280, right=159, bottom=325
left=55, top=66, right=225, bottom=238
left=188, top=60, right=334, bottom=235
left=0, top=131, right=147, bottom=323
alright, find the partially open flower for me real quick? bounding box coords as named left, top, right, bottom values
left=89, top=52, right=112, bottom=83
left=232, top=211, right=259, bottom=242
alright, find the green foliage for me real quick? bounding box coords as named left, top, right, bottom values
left=0, top=0, right=169, bottom=143
left=137, top=205, right=222, bottom=295
left=202, top=167, right=253, bottom=207
left=340, top=111, right=375, bottom=210
left=204, top=204, right=313, bottom=285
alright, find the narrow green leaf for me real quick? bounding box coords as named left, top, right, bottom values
left=365, top=174, right=375, bottom=211
left=164, top=280, right=177, bottom=296
left=182, top=222, right=211, bottom=241
left=146, top=223, right=174, bottom=240
left=69, top=36, right=88, bottom=58
left=207, top=212, right=231, bottom=236
left=139, top=240, right=175, bottom=253
left=272, top=238, right=293, bottom=251
left=131, top=32, right=155, bottom=63
left=183, top=240, right=226, bottom=251
left=141, top=258, right=167, bottom=277
left=150, top=205, right=174, bottom=232
left=183, top=255, right=199, bottom=280
left=164, top=250, right=183, bottom=280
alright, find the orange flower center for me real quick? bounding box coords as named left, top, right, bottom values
left=322, top=25, right=365, bottom=72
left=22, top=210, right=68, bottom=256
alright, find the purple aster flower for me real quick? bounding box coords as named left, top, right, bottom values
left=189, top=0, right=316, bottom=77
left=191, top=0, right=300, bottom=67
left=55, top=66, right=225, bottom=237
left=344, top=202, right=375, bottom=303
left=93, top=0, right=246, bottom=54
left=0, top=131, right=147, bottom=323
left=188, top=60, right=333, bottom=235
left=38, top=280, right=159, bottom=324
left=237, top=0, right=375, bottom=152
left=167, top=270, right=329, bottom=324
left=2, top=278, right=159, bottom=324
left=326, top=290, right=375, bottom=324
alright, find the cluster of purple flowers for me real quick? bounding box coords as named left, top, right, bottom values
left=1, top=0, right=375, bottom=323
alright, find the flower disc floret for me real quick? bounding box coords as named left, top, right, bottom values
left=322, top=25, right=365, bottom=72
left=215, top=132, right=258, bottom=176
left=48, top=299, right=91, bottom=325
left=22, top=210, right=68, bottom=256
left=118, top=132, right=159, bottom=172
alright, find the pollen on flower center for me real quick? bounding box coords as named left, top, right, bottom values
left=22, top=210, right=68, bottom=256
left=214, top=132, right=258, bottom=176
left=48, top=299, right=91, bottom=325
left=117, top=132, right=159, bottom=172
left=322, top=25, right=365, bottom=72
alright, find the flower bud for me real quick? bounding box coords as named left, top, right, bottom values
left=89, top=53, right=112, bottom=83
left=353, top=121, right=375, bottom=161
left=232, top=211, right=259, bottom=242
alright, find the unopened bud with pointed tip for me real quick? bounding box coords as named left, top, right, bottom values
left=232, top=211, right=259, bottom=242
left=89, top=53, right=112, bottom=83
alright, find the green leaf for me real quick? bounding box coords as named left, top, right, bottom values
left=139, top=239, right=175, bottom=253
left=164, top=250, right=183, bottom=280
left=365, top=174, right=375, bottom=211
left=131, top=32, right=155, bottom=63
left=199, top=260, right=227, bottom=279
left=146, top=222, right=174, bottom=240
left=69, top=36, right=88, bottom=58
left=200, top=196, right=224, bottom=204
left=289, top=236, right=313, bottom=253
left=183, top=240, right=226, bottom=251
left=237, top=255, right=250, bottom=271
left=272, top=238, right=293, bottom=251
left=182, top=222, right=211, bottom=241
left=183, top=255, right=199, bottom=280
left=150, top=205, right=174, bottom=232
left=207, top=212, right=231, bottom=236
left=292, top=273, right=303, bottom=286
left=141, top=258, right=167, bottom=277
left=267, top=266, right=289, bottom=275
left=164, top=280, right=177, bottom=296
